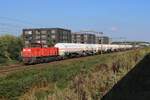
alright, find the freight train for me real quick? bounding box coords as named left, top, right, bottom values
left=21, top=43, right=133, bottom=64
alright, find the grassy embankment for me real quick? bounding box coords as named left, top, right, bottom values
left=0, top=60, right=21, bottom=68
left=0, top=48, right=150, bottom=100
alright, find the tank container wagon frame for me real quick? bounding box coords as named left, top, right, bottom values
left=21, top=43, right=133, bottom=64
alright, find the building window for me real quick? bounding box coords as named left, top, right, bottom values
left=51, top=30, right=56, bottom=34
left=25, top=31, right=32, bottom=35
left=41, top=40, right=47, bottom=43
left=25, top=41, right=29, bottom=44
left=41, top=30, right=47, bottom=34
left=51, top=35, right=56, bottom=39
left=35, top=31, right=40, bottom=35
left=35, top=36, right=40, bottom=40
left=41, top=35, right=46, bottom=38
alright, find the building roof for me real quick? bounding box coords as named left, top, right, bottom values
left=23, top=28, right=71, bottom=31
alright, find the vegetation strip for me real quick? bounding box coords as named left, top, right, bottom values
left=0, top=48, right=149, bottom=100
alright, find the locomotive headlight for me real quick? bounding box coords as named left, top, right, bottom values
left=23, top=49, right=26, bottom=51
left=23, top=49, right=31, bottom=52
left=27, top=49, right=31, bottom=51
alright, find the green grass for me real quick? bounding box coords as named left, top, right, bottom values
left=0, top=48, right=150, bottom=100
left=0, top=60, right=21, bottom=68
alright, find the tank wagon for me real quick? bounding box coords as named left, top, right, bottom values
left=21, top=43, right=133, bottom=64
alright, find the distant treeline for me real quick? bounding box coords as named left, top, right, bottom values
left=0, top=34, right=23, bottom=64
left=112, top=41, right=150, bottom=46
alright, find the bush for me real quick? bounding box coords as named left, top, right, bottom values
left=0, top=34, right=23, bottom=64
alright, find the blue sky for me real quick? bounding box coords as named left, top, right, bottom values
left=0, top=0, right=150, bottom=42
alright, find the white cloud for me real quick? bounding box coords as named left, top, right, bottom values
left=110, top=26, right=119, bottom=32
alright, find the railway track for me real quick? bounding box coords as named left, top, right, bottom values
left=0, top=49, right=138, bottom=76
left=0, top=57, right=86, bottom=75
left=0, top=54, right=98, bottom=75
left=0, top=62, right=56, bottom=75
left=0, top=64, right=28, bottom=75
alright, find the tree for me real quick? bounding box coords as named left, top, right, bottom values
left=0, top=34, right=23, bottom=63
left=47, top=38, right=55, bottom=47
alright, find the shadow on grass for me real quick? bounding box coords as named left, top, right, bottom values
left=102, top=53, right=150, bottom=100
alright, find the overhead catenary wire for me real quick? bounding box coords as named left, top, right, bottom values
left=0, top=16, right=43, bottom=35
left=0, top=22, right=26, bottom=29
left=0, top=16, right=37, bottom=27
